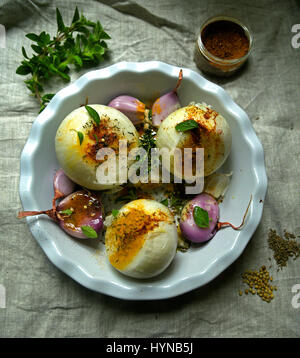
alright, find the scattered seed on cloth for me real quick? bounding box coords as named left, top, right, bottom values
left=268, top=229, right=300, bottom=270
left=240, top=265, right=275, bottom=303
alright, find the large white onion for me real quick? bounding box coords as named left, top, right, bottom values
left=156, top=104, right=232, bottom=178
left=55, top=105, right=140, bottom=190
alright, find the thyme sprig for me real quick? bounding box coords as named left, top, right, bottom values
left=16, top=7, right=110, bottom=112
left=138, top=128, right=157, bottom=173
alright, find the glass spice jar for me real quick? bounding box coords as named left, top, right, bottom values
left=194, top=15, right=253, bottom=77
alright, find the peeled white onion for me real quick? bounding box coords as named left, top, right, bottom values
left=105, top=199, right=178, bottom=279
left=55, top=105, right=140, bottom=190
left=156, top=104, right=232, bottom=178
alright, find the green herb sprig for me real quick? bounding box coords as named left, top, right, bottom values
left=16, top=7, right=110, bottom=113
left=139, top=128, right=157, bottom=173
left=115, top=187, right=138, bottom=203
left=169, top=192, right=185, bottom=215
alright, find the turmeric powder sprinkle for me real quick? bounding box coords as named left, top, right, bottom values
left=105, top=203, right=170, bottom=270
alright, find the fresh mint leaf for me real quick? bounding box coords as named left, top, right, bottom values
left=60, top=209, right=73, bottom=215
left=25, top=33, right=39, bottom=42
left=77, top=131, right=84, bottom=145
left=16, top=65, right=31, bottom=75
left=72, top=7, right=80, bottom=24
left=71, top=129, right=84, bottom=145
left=112, top=209, right=119, bottom=217
left=39, top=93, right=55, bottom=113
left=31, top=44, right=43, bottom=54
left=58, top=71, right=70, bottom=81
left=56, top=8, right=65, bottom=32
left=100, top=31, right=111, bottom=40
left=160, top=198, right=169, bottom=207
left=85, top=105, right=100, bottom=126
left=81, top=225, right=98, bottom=239
left=22, top=47, right=29, bottom=59
left=42, top=93, right=55, bottom=101
left=175, top=120, right=199, bottom=132
left=193, top=206, right=209, bottom=228
left=73, top=55, right=83, bottom=68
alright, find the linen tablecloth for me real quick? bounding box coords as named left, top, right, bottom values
left=0, top=0, right=299, bottom=338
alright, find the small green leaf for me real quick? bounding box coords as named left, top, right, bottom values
left=31, top=44, right=43, bottom=54
left=148, top=109, right=152, bottom=122
left=22, top=46, right=29, bottom=59
left=81, top=225, right=98, bottom=238
left=57, top=71, right=70, bottom=81
left=49, top=63, right=59, bottom=74
left=42, top=93, right=55, bottom=101
left=72, top=6, right=80, bottom=24
left=175, top=120, right=199, bottom=132
left=39, top=105, right=46, bottom=113
left=16, top=65, right=31, bottom=75
left=60, top=209, right=73, bottom=215
left=39, top=31, right=50, bottom=45
left=112, top=209, right=119, bottom=218
left=85, top=105, right=100, bottom=126
left=160, top=198, right=169, bottom=207
left=77, top=131, right=84, bottom=145
left=193, top=206, right=210, bottom=228
left=56, top=8, right=65, bottom=32
left=93, top=133, right=99, bottom=143
left=99, top=30, right=111, bottom=40
left=25, top=33, right=39, bottom=42
left=73, top=55, right=83, bottom=67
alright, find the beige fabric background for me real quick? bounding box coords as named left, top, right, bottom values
left=0, top=0, right=299, bottom=338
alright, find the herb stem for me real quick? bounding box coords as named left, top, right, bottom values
left=33, top=74, right=42, bottom=105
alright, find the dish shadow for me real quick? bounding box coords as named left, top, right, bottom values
left=198, top=59, right=251, bottom=86
left=106, top=252, right=181, bottom=285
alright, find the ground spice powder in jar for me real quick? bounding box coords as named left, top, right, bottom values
left=201, top=20, right=249, bottom=60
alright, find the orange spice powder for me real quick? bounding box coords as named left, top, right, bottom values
left=106, top=204, right=170, bottom=270
left=201, top=20, right=249, bottom=60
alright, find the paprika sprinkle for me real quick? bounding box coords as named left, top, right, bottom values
left=194, top=16, right=252, bottom=76
left=201, top=20, right=249, bottom=60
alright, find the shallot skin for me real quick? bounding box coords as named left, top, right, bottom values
left=152, top=92, right=181, bottom=127
left=52, top=168, right=76, bottom=210
left=180, top=193, right=219, bottom=243
left=107, top=95, right=145, bottom=125
left=18, top=190, right=104, bottom=239
left=152, top=69, right=183, bottom=127
left=57, top=190, right=104, bottom=239
left=53, top=168, right=76, bottom=198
